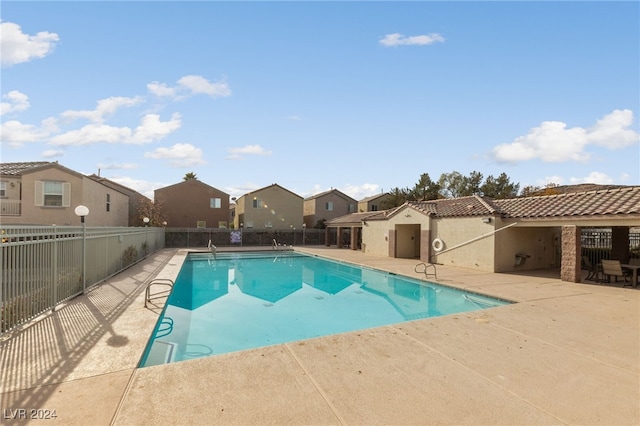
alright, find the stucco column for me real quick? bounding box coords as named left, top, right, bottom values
left=420, top=229, right=431, bottom=262
left=337, top=227, right=343, bottom=248
left=350, top=226, right=358, bottom=250
left=388, top=229, right=396, bottom=258
left=560, top=225, right=581, bottom=283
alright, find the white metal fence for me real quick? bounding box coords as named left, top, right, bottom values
left=1, top=225, right=164, bottom=334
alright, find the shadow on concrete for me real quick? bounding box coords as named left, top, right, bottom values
left=0, top=249, right=175, bottom=412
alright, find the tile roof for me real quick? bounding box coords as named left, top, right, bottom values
left=493, top=186, right=640, bottom=218
left=305, top=188, right=356, bottom=202
left=409, top=196, right=498, bottom=218
left=325, top=211, right=386, bottom=225
left=0, top=162, right=54, bottom=175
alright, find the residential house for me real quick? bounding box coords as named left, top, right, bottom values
left=0, top=161, right=129, bottom=226
left=88, top=174, right=151, bottom=226
left=358, top=192, right=391, bottom=212
left=154, top=179, right=230, bottom=228
left=325, top=187, right=640, bottom=283
left=233, top=184, right=303, bottom=230
left=303, top=188, right=357, bottom=229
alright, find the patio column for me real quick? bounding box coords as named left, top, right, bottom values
left=337, top=226, right=343, bottom=248
left=350, top=226, right=358, bottom=250
left=420, top=229, right=431, bottom=262
left=611, top=227, right=630, bottom=262
left=560, top=225, right=581, bottom=283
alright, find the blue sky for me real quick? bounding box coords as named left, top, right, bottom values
left=1, top=1, right=639, bottom=201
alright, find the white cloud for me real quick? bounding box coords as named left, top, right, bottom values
left=379, top=33, right=445, bottom=47
left=147, top=82, right=176, bottom=98
left=0, top=21, right=59, bottom=67
left=1, top=90, right=30, bottom=115
left=340, top=183, right=381, bottom=201
left=144, top=143, right=206, bottom=168
left=491, top=109, right=640, bottom=164
left=108, top=176, right=159, bottom=200
left=41, top=149, right=64, bottom=158
left=130, top=113, right=181, bottom=143
left=149, top=75, right=231, bottom=100
left=178, top=75, right=231, bottom=98
left=226, top=144, right=272, bottom=160
left=96, top=162, right=138, bottom=170
left=305, top=183, right=381, bottom=201
left=586, top=109, right=638, bottom=148
left=569, top=172, right=614, bottom=185
left=0, top=120, right=51, bottom=147
left=285, top=115, right=301, bottom=121
left=50, top=113, right=181, bottom=146
left=60, top=96, right=143, bottom=123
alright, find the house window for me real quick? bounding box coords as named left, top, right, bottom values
left=218, top=221, right=228, bottom=228
left=106, top=193, right=111, bottom=212
left=371, top=204, right=379, bottom=211
left=0, top=182, right=5, bottom=197
left=35, top=181, right=70, bottom=207
left=348, top=203, right=356, bottom=212
left=325, top=201, right=333, bottom=211
left=264, top=221, right=272, bottom=228
left=196, top=221, right=206, bottom=229
left=210, top=198, right=221, bottom=208
left=44, top=181, right=64, bottom=206
left=252, top=198, right=263, bottom=208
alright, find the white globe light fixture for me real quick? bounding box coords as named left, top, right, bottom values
left=74, top=205, right=90, bottom=223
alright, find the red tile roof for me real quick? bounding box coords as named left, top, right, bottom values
left=493, top=186, right=640, bottom=218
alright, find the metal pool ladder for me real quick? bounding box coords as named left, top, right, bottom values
left=415, top=262, right=437, bottom=280
left=144, top=278, right=174, bottom=308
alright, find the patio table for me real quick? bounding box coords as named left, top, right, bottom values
left=621, top=264, right=640, bottom=288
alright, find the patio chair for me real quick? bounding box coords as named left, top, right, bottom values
left=600, top=260, right=633, bottom=287
left=582, top=256, right=599, bottom=282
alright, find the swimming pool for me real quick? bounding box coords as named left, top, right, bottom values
left=139, top=252, right=509, bottom=367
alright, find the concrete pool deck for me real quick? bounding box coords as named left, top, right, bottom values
left=1, top=247, right=638, bottom=425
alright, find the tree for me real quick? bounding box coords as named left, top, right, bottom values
left=410, top=173, right=440, bottom=201
left=381, top=187, right=410, bottom=209
left=137, top=198, right=167, bottom=226
left=466, top=171, right=484, bottom=196
left=480, top=173, right=520, bottom=199
left=438, top=171, right=467, bottom=198
left=520, top=182, right=561, bottom=197
left=183, top=172, right=198, bottom=181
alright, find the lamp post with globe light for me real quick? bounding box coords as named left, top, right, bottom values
left=74, top=205, right=89, bottom=293
left=143, top=217, right=150, bottom=256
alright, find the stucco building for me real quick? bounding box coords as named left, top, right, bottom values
left=0, top=162, right=129, bottom=226
left=326, top=187, right=640, bottom=282
left=303, top=189, right=357, bottom=229
left=233, top=184, right=303, bottom=231
left=155, top=179, right=230, bottom=228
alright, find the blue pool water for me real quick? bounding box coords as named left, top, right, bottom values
left=139, top=252, right=509, bottom=367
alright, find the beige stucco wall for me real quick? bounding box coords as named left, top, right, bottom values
left=429, top=217, right=496, bottom=272
left=81, top=178, right=129, bottom=226
left=237, top=186, right=303, bottom=230
left=361, top=206, right=431, bottom=259
left=493, top=223, right=561, bottom=272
